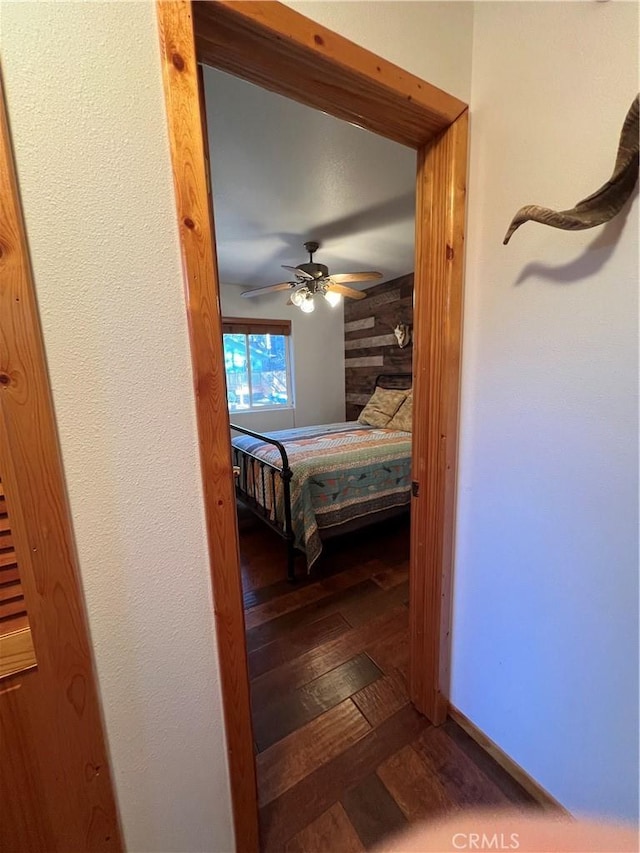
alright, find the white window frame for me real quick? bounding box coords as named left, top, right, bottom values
left=222, top=327, right=295, bottom=414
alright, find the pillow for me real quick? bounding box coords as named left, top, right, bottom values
left=387, top=389, right=413, bottom=432
left=358, top=386, right=409, bottom=428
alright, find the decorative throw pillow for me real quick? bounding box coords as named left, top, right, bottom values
left=387, top=390, right=413, bottom=432
left=358, top=387, right=409, bottom=428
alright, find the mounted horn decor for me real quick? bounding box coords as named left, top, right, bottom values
left=393, top=322, right=412, bottom=349
left=503, top=94, right=639, bottom=245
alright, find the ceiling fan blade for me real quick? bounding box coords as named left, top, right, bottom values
left=330, top=271, right=383, bottom=284
left=282, top=264, right=314, bottom=280
left=241, top=281, right=294, bottom=298
left=327, top=283, right=367, bottom=300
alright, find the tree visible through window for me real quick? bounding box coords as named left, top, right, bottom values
left=222, top=321, right=292, bottom=412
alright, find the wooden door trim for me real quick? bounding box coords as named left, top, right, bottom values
left=192, top=0, right=466, bottom=148
left=155, top=5, right=259, bottom=851
left=0, top=75, right=122, bottom=850
left=157, top=2, right=469, bottom=848
left=410, top=113, right=469, bottom=723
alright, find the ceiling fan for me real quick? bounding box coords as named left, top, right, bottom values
left=241, top=241, right=382, bottom=313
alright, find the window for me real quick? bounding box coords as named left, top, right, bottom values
left=222, top=317, right=293, bottom=412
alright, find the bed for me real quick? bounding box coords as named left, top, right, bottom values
left=230, top=374, right=412, bottom=580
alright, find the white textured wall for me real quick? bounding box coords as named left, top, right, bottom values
left=454, top=1, right=639, bottom=821
left=6, top=0, right=632, bottom=831
left=1, top=3, right=234, bottom=851
left=220, top=287, right=346, bottom=432
left=8, top=0, right=634, bottom=839
left=284, top=0, right=474, bottom=102
left=2, top=0, right=475, bottom=848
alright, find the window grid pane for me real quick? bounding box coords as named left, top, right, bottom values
left=223, top=333, right=250, bottom=411
left=223, top=333, right=292, bottom=412
left=249, top=334, right=289, bottom=408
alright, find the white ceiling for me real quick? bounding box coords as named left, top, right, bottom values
left=202, top=66, right=416, bottom=290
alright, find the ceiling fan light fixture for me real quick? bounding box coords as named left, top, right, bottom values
left=290, top=288, right=306, bottom=307
left=246, top=242, right=374, bottom=307
left=300, top=294, right=315, bottom=313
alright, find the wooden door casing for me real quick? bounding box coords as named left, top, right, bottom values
left=158, top=2, right=469, bottom=849
left=156, top=7, right=260, bottom=850
left=410, top=114, right=469, bottom=722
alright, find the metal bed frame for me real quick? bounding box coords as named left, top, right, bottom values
left=230, top=373, right=412, bottom=582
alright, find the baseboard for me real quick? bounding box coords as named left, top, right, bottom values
left=448, top=704, right=568, bottom=813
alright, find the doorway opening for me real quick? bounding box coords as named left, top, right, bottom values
left=203, top=63, right=417, bottom=839
left=157, top=2, right=468, bottom=848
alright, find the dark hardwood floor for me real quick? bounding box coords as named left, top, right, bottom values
left=238, top=508, right=537, bottom=851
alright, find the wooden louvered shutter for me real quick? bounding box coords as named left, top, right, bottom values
left=0, top=477, right=36, bottom=678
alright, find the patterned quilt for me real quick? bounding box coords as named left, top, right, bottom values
left=232, top=422, right=411, bottom=569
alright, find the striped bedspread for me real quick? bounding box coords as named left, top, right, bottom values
left=232, top=422, right=411, bottom=569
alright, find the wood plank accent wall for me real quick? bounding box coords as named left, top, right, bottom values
left=344, top=274, right=414, bottom=421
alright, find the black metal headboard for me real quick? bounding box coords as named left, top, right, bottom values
left=374, top=373, right=412, bottom=391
